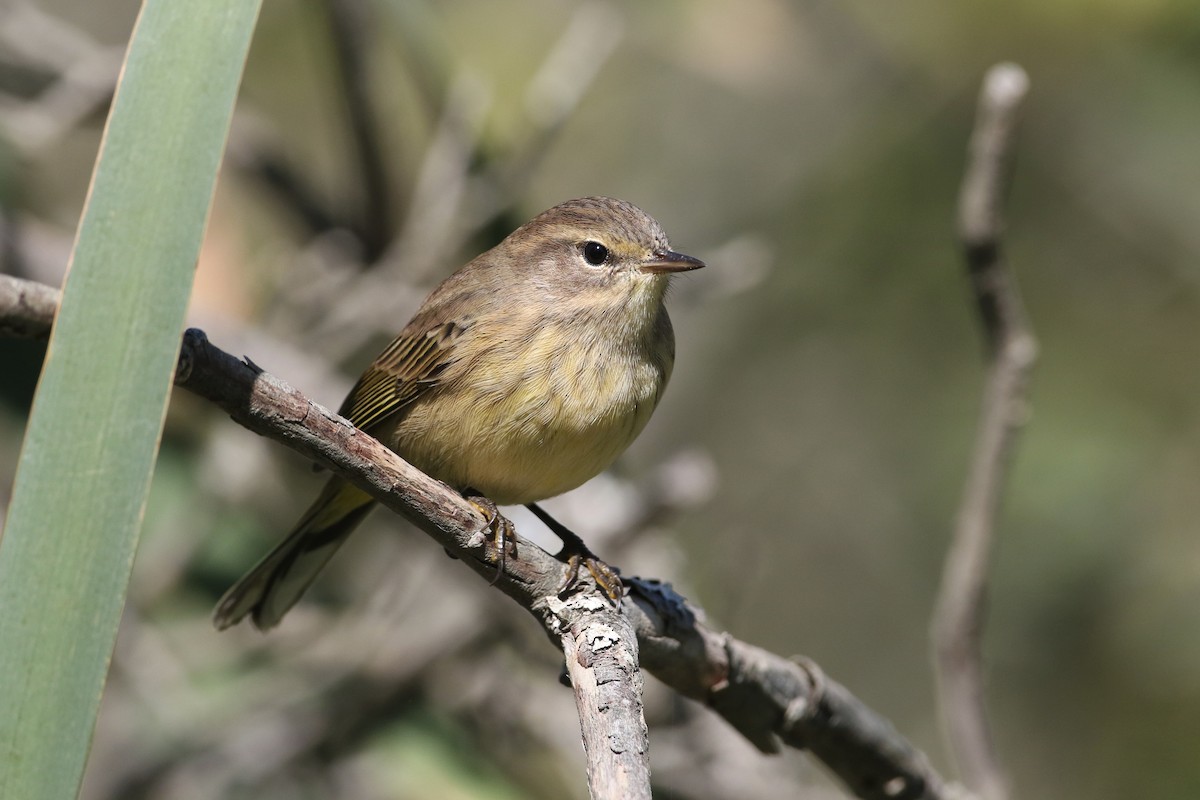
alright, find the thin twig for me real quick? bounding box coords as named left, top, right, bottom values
left=1, top=273, right=966, bottom=800
left=932, top=63, right=1035, bottom=800
left=377, top=74, right=490, bottom=286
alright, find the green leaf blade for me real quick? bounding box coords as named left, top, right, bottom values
left=0, top=1, right=262, bottom=796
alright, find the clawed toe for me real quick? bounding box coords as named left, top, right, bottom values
left=525, top=503, right=623, bottom=605
left=466, top=500, right=624, bottom=604
left=467, top=494, right=516, bottom=583
left=557, top=551, right=624, bottom=606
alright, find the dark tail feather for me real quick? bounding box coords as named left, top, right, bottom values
left=213, top=479, right=375, bottom=631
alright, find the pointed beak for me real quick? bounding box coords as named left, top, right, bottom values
left=638, top=250, right=706, bottom=274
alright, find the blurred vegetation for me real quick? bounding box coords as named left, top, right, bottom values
left=2, top=0, right=1199, bottom=798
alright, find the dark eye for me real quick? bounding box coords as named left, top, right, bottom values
left=581, top=241, right=609, bottom=266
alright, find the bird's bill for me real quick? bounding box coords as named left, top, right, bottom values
left=638, top=250, right=706, bottom=274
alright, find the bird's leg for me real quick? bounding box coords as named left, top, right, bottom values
left=526, top=502, right=623, bottom=605
left=465, top=491, right=515, bottom=584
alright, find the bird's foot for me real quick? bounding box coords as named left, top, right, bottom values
left=559, top=549, right=624, bottom=606
left=526, top=503, right=624, bottom=606
left=466, top=493, right=516, bottom=584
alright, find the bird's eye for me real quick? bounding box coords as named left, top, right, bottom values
left=581, top=241, right=609, bottom=266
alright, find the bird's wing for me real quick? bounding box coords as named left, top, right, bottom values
left=337, top=319, right=466, bottom=432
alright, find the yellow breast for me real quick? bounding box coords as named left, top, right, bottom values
left=388, top=315, right=671, bottom=505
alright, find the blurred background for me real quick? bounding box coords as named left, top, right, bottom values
left=2, top=0, right=1199, bottom=797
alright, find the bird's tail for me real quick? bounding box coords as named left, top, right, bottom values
left=213, top=478, right=375, bottom=631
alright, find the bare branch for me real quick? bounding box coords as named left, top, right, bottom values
left=932, top=62, right=1035, bottom=800
left=1, top=272, right=966, bottom=800
left=560, top=596, right=652, bottom=799
left=957, top=63, right=1034, bottom=355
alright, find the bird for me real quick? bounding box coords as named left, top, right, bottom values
left=214, top=196, right=704, bottom=630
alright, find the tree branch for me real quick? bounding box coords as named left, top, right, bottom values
left=560, top=596, right=652, bottom=800
left=932, top=63, right=1035, bottom=800
left=1, top=272, right=965, bottom=800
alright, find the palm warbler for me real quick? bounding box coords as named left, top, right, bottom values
left=214, top=197, right=704, bottom=630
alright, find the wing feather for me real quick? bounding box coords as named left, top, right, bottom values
left=337, top=320, right=464, bottom=432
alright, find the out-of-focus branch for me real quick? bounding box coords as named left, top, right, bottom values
left=932, top=63, right=1035, bottom=800
left=1, top=273, right=964, bottom=800
left=221, top=0, right=394, bottom=256
left=0, top=273, right=58, bottom=338
left=225, top=132, right=345, bottom=238
left=0, top=2, right=121, bottom=153
left=321, top=0, right=394, bottom=260
left=465, top=1, right=625, bottom=232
